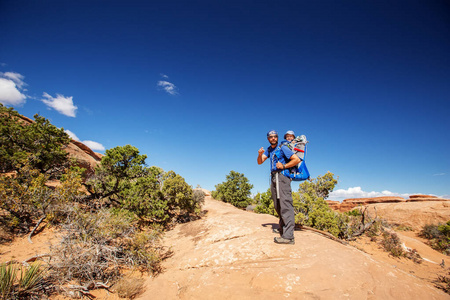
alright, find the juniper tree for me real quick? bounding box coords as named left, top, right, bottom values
left=212, top=170, right=253, bottom=209
left=0, top=104, right=70, bottom=175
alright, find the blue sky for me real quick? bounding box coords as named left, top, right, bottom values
left=1, top=0, right=449, bottom=200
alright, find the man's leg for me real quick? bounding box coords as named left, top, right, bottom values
left=270, top=175, right=284, bottom=235
left=278, top=174, right=295, bottom=240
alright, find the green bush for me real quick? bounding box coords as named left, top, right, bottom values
left=85, top=146, right=200, bottom=224
left=212, top=171, right=253, bottom=209
left=294, top=172, right=344, bottom=237
left=0, top=164, right=85, bottom=233
left=420, top=222, right=450, bottom=255
left=254, top=189, right=275, bottom=215
left=0, top=104, right=70, bottom=175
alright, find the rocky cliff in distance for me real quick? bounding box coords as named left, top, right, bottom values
left=327, top=195, right=449, bottom=212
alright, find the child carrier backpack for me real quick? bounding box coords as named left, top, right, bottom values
left=274, top=135, right=310, bottom=181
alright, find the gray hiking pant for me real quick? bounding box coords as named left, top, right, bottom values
left=270, top=173, right=295, bottom=240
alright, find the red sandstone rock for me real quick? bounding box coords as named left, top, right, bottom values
left=408, top=197, right=449, bottom=202
left=343, top=196, right=406, bottom=204
left=328, top=197, right=407, bottom=213
left=409, top=194, right=437, bottom=199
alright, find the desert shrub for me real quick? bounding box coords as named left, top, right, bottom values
left=405, top=249, right=422, bottom=264
left=0, top=165, right=85, bottom=233
left=346, top=209, right=362, bottom=217
left=49, top=208, right=165, bottom=288
left=379, top=230, right=422, bottom=263
left=365, top=220, right=383, bottom=241
left=0, top=262, right=48, bottom=300
left=380, top=231, right=404, bottom=257
left=212, top=171, right=253, bottom=209
left=162, top=171, right=198, bottom=218
left=85, top=145, right=148, bottom=202
left=85, top=146, right=200, bottom=224
left=395, top=224, right=413, bottom=231
left=254, top=189, right=275, bottom=215
left=193, top=189, right=206, bottom=207
left=420, top=222, right=450, bottom=255
left=436, top=271, right=450, bottom=294
left=0, top=104, right=70, bottom=175
left=114, top=277, right=145, bottom=299
left=294, top=172, right=344, bottom=237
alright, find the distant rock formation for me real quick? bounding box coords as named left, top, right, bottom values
left=408, top=194, right=448, bottom=202
left=64, top=141, right=102, bottom=175
left=327, top=195, right=448, bottom=212
left=16, top=113, right=102, bottom=175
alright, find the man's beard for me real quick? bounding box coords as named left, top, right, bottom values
left=270, top=140, right=278, bottom=146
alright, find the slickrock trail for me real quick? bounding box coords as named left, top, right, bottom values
left=139, top=197, right=449, bottom=299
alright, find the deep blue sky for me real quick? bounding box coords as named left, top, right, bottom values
left=1, top=0, right=449, bottom=200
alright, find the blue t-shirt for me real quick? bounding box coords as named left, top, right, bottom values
left=264, top=144, right=295, bottom=172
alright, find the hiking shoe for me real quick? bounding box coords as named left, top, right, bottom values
left=272, top=228, right=280, bottom=234
left=274, top=237, right=295, bottom=245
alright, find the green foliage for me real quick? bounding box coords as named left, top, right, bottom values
left=0, top=104, right=70, bottom=175
left=0, top=262, right=47, bottom=300
left=119, top=166, right=168, bottom=222
left=86, top=145, right=200, bottom=224
left=162, top=170, right=196, bottom=214
left=86, top=145, right=148, bottom=201
left=253, top=189, right=275, bottom=215
left=0, top=164, right=85, bottom=232
left=346, top=209, right=362, bottom=217
left=294, top=172, right=343, bottom=237
left=420, top=221, right=450, bottom=255
left=212, top=170, right=253, bottom=209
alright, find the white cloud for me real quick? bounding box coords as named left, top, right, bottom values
left=1, top=72, right=26, bottom=89
left=64, top=129, right=105, bottom=151
left=160, top=73, right=169, bottom=79
left=64, top=129, right=80, bottom=141
left=82, top=140, right=105, bottom=151
left=328, top=186, right=411, bottom=202
left=41, top=92, right=77, bottom=117
left=157, top=80, right=178, bottom=95
left=0, top=73, right=27, bottom=106
left=433, top=173, right=446, bottom=176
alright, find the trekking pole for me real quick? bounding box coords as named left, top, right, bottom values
left=275, top=172, right=280, bottom=199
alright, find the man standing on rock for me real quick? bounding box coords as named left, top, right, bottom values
left=257, top=130, right=300, bottom=245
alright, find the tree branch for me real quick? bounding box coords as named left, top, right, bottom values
left=28, top=215, right=46, bottom=243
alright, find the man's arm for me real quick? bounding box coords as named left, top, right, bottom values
left=276, top=154, right=300, bottom=169
left=257, top=147, right=268, bottom=164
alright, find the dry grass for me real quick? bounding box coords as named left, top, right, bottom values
left=113, top=277, right=145, bottom=299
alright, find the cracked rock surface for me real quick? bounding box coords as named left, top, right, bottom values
left=138, top=197, right=448, bottom=300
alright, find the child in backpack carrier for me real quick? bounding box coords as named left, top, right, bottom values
left=280, top=130, right=310, bottom=181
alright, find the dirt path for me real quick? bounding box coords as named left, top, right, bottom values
left=138, top=197, right=449, bottom=299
